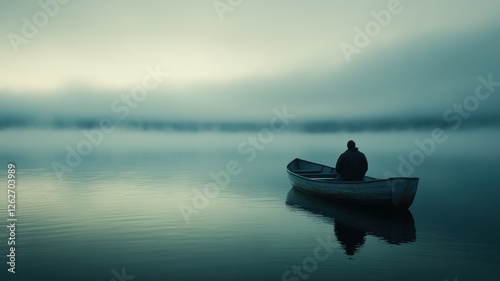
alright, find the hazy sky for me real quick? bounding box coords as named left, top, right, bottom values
left=1, top=0, right=499, bottom=124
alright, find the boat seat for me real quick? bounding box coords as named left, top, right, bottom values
left=293, top=170, right=320, bottom=173
left=297, top=173, right=338, bottom=178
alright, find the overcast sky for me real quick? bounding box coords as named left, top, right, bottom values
left=1, top=0, right=499, bottom=125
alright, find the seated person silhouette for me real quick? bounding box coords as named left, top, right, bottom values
left=335, top=140, right=368, bottom=181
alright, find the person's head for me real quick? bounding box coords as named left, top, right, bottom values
left=347, top=140, right=356, bottom=149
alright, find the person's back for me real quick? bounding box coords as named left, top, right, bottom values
left=335, top=140, right=368, bottom=181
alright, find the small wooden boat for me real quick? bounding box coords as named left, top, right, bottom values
left=286, top=158, right=419, bottom=209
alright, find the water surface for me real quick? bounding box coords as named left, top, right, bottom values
left=0, top=129, right=499, bottom=281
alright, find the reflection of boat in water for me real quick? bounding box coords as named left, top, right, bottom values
left=286, top=188, right=416, bottom=256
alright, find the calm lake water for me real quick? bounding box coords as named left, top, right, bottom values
left=0, top=129, right=499, bottom=281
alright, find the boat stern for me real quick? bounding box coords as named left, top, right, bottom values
left=389, top=178, right=419, bottom=209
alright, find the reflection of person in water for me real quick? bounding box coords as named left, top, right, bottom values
left=334, top=221, right=366, bottom=256
left=286, top=189, right=416, bottom=257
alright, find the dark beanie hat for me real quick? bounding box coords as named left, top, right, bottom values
left=347, top=140, right=356, bottom=148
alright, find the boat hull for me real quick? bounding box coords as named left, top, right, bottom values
left=286, top=158, right=418, bottom=209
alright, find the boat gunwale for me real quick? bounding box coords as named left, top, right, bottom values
left=286, top=158, right=419, bottom=183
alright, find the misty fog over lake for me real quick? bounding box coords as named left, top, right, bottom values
left=1, top=1, right=500, bottom=280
